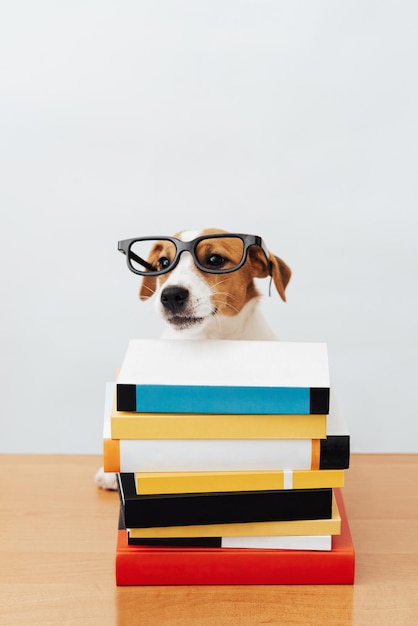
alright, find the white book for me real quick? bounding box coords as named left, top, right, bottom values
left=221, top=535, right=332, bottom=550
left=116, top=339, right=330, bottom=414
left=128, top=535, right=332, bottom=551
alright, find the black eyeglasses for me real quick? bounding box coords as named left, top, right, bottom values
left=118, top=233, right=271, bottom=276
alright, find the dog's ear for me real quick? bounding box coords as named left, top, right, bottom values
left=139, top=275, right=157, bottom=301
left=269, top=253, right=291, bottom=301
left=249, top=247, right=291, bottom=302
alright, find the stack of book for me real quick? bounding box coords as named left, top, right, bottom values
left=102, top=339, right=355, bottom=585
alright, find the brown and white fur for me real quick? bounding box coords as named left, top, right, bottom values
left=140, top=228, right=291, bottom=340
left=95, top=228, right=291, bottom=489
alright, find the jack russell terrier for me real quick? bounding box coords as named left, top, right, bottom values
left=95, top=228, right=291, bottom=489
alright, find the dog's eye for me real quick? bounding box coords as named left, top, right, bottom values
left=205, top=254, right=227, bottom=268
left=158, top=257, right=171, bottom=270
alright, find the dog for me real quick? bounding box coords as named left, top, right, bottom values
left=139, top=228, right=291, bottom=340
left=95, top=228, right=291, bottom=489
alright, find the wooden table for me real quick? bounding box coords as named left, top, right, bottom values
left=0, top=454, right=417, bottom=625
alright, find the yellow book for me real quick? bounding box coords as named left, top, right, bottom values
left=110, top=388, right=327, bottom=440
left=128, top=493, right=341, bottom=539
left=134, top=468, right=345, bottom=495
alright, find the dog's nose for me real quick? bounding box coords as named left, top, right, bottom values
left=160, top=286, right=189, bottom=314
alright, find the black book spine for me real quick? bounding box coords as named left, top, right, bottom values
left=320, top=436, right=350, bottom=469
left=119, top=474, right=333, bottom=528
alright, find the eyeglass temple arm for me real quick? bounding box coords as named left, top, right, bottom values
left=267, top=258, right=273, bottom=297
left=119, top=247, right=156, bottom=272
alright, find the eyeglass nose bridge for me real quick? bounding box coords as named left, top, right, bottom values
left=168, top=239, right=197, bottom=272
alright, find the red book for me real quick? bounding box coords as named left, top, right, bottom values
left=115, top=489, right=354, bottom=585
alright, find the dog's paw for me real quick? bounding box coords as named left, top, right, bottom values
left=95, top=467, right=118, bottom=491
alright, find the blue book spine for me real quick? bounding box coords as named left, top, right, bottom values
left=116, top=384, right=329, bottom=414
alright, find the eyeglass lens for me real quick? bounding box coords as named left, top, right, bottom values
left=195, top=237, right=245, bottom=271
left=129, top=239, right=177, bottom=274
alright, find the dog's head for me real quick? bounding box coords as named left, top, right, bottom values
left=137, top=228, right=291, bottom=334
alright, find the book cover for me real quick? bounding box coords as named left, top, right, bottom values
left=127, top=535, right=332, bottom=550
left=117, top=473, right=333, bottom=528
left=134, top=468, right=345, bottom=495
left=127, top=492, right=341, bottom=539
left=116, top=340, right=330, bottom=414
left=104, top=436, right=349, bottom=473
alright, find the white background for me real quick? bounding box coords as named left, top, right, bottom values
left=1, top=1, right=417, bottom=454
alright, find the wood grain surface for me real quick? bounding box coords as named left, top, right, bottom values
left=0, top=454, right=417, bottom=625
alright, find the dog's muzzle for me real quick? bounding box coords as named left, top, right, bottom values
left=159, top=285, right=215, bottom=330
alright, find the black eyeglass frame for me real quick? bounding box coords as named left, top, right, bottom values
left=118, top=233, right=272, bottom=277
